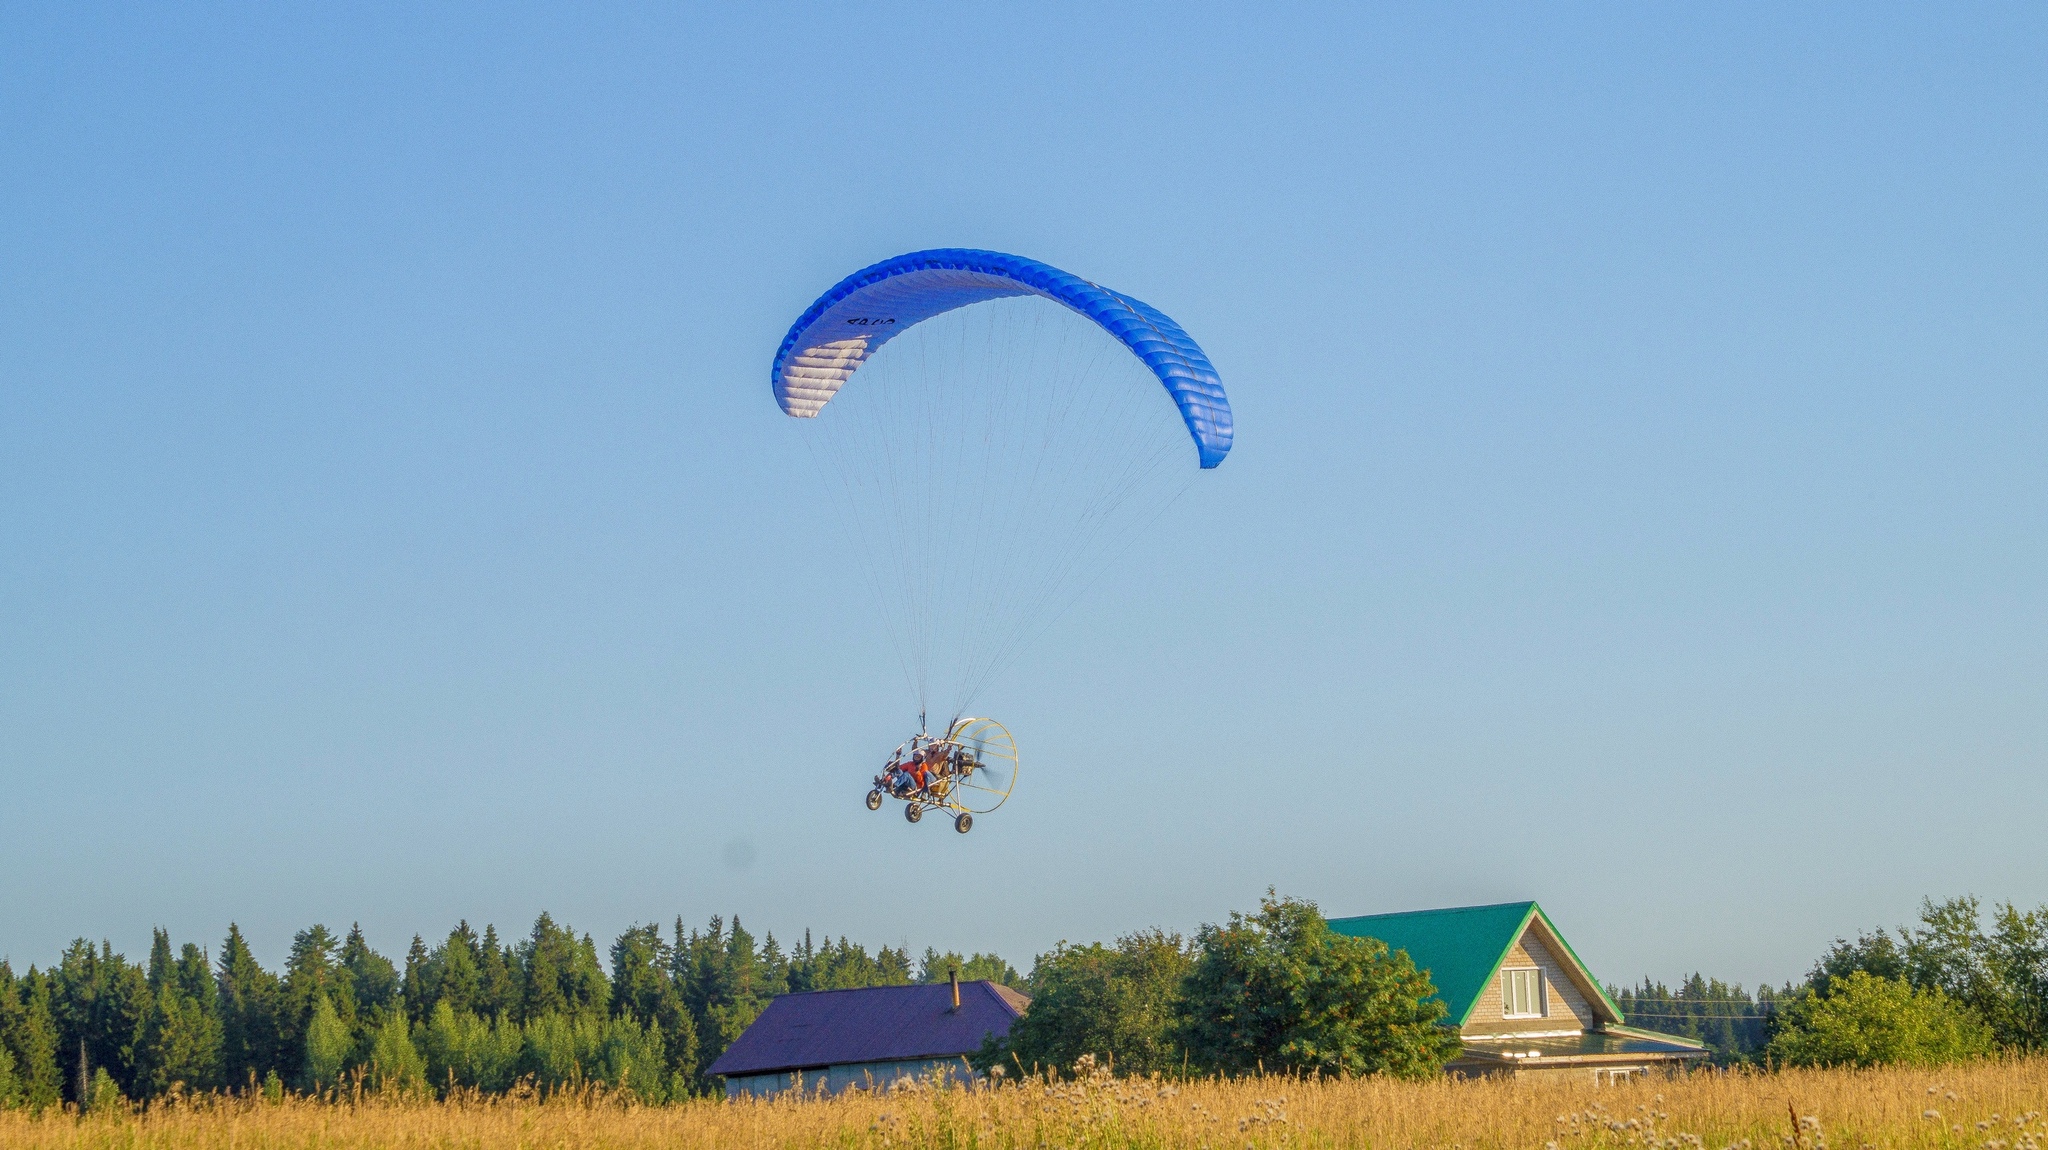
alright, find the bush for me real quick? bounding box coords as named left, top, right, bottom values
left=1768, top=971, right=1996, bottom=1068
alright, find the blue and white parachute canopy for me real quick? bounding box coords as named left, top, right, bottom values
left=771, top=249, right=1232, bottom=468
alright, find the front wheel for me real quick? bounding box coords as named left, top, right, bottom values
left=865, top=789, right=883, bottom=811
left=954, top=813, right=973, bottom=834
left=904, top=803, right=923, bottom=824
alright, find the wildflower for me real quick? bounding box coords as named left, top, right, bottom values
left=1928, top=1111, right=1944, bottom=1120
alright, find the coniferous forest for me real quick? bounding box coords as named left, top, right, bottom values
left=0, top=913, right=1020, bottom=1108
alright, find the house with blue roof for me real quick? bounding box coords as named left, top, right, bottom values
left=707, top=975, right=1029, bottom=1098
left=1328, top=901, right=1708, bottom=1081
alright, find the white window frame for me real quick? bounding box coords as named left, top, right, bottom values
left=1501, top=967, right=1547, bottom=1019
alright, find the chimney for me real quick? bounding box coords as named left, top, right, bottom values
left=950, top=963, right=961, bottom=1010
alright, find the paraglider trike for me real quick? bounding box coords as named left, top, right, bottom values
left=866, top=717, right=1018, bottom=833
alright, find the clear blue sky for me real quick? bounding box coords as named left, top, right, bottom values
left=3, top=4, right=2044, bottom=989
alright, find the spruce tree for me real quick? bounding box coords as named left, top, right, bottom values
left=340, top=925, right=399, bottom=1019
left=51, top=940, right=148, bottom=1103
left=402, top=937, right=433, bottom=1026
left=609, top=924, right=697, bottom=1087
left=475, top=925, right=518, bottom=1021
left=146, top=929, right=175, bottom=993
left=12, top=970, right=62, bottom=1110
left=0, top=1033, right=19, bottom=1110
left=434, top=924, right=482, bottom=1017
left=519, top=915, right=609, bottom=1023
left=216, top=926, right=283, bottom=1091
left=174, top=945, right=215, bottom=1020
left=133, top=978, right=223, bottom=1096
left=281, top=925, right=347, bottom=1078
left=0, top=962, right=21, bottom=1088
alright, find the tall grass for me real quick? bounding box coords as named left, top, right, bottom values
left=4, top=1056, right=2042, bottom=1149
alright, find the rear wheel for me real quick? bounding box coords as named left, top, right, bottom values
left=904, top=803, right=923, bottom=824
left=865, top=789, right=883, bottom=811
left=954, top=813, right=973, bottom=834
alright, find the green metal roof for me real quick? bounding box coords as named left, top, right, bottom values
left=1327, top=902, right=1538, bottom=1026
left=1327, top=901, right=1628, bottom=1029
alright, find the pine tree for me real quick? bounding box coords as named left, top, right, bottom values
left=216, top=925, right=283, bottom=1091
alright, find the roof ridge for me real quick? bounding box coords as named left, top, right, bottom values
left=1333, top=900, right=1537, bottom=920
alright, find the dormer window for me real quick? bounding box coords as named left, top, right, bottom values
left=1502, top=967, right=1546, bottom=1018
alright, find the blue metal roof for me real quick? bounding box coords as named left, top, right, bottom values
left=707, top=981, right=1029, bottom=1078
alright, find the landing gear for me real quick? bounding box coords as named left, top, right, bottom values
left=904, top=803, right=923, bottom=823
left=865, top=789, right=884, bottom=811
left=954, top=813, right=973, bottom=834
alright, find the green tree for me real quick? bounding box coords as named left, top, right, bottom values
left=610, top=924, right=697, bottom=1087
left=5, top=969, right=63, bottom=1110
left=1803, top=896, right=2048, bottom=1052
left=435, top=924, right=483, bottom=1018
left=280, top=925, right=350, bottom=1080
left=301, top=992, right=350, bottom=1091
left=50, top=940, right=148, bottom=1103
left=419, top=1001, right=521, bottom=1094
left=216, top=925, right=283, bottom=1091
left=1767, top=970, right=1995, bottom=1068
left=1984, top=903, right=2048, bottom=1051
left=133, top=978, right=223, bottom=1096
left=83, top=1066, right=127, bottom=1115
left=0, top=1035, right=19, bottom=1110
left=1174, top=892, right=1457, bottom=1080
left=518, top=914, right=608, bottom=1023
left=1809, top=928, right=1909, bottom=997
left=173, top=945, right=215, bottom=1023
left=919, top=948, right=1023, bottom=988
left=475, top=925, right=519, bottom=1021
left=362, top=1006, right=425, bottom=1094
left=982, top=931, right=1188, bottom=1076
left=340, top=926, right=399, bottom=1022
left=0, top=962, right=27, bottom=1109
left=401, top=936, right=432, bottom=1026
left=591, top=1015, right=671, bottom=1102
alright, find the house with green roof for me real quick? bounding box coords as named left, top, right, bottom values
left=1327, top=901, right=1707, bottom=1081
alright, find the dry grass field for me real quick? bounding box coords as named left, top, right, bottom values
left=4, top=1057, right=2042, bottom=1150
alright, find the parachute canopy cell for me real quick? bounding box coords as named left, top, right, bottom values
left=771, top=249, right=1233, bottom=468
